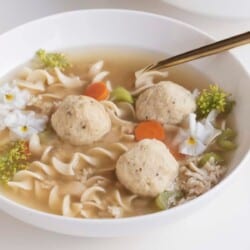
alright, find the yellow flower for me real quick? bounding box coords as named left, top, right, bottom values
left=0, top=141, right=30, bottom=183
left=196, top=84, right=234, bottom=118
left=36, top=49, right=71, bottom=70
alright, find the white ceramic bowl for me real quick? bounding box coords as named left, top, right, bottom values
left=0, top=9, right=249, bottom=237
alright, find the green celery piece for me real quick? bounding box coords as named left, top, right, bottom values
left=216, top=128, right=237, bottom=151
left=217, top=139, right=237, bottom=151
left=110, top=87, right=134, bottom=104
left=155, top=191, right=171, bottom=210
left=155, top=190, right=183, bottom=210
left=199, top=152, right=224, bottom=167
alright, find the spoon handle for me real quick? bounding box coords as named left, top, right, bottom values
left=144, top=31, right=250, bottom=71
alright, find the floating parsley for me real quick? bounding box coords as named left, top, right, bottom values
left=0, top=141, right=31, bottom=184
left=36, top=49, right=71, bottom=70
left=196, top=85, right=235, bottom=118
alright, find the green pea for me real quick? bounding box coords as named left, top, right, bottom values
left=110, top=87, right=134, bottom=104
left=199, top=152, right=224, bottom=167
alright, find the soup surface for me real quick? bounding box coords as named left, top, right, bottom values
left=0, top=47, right=236, bottom=218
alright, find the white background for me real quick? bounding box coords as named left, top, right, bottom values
left=0, top=1, right=249, bottom=249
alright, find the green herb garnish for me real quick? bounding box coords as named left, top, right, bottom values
left=0, top=141, right=31, bottom=184
left=196, top=85, right=234, bottom=118
left=36, top=49, right=71, bottom=70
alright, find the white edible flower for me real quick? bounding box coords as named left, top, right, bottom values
left=175, top=111, right=220, bottom=156
left=0, top=82, right=30, bottom=109
left=4, top=109, right=48, bottom=139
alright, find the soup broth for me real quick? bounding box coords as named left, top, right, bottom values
left=0, top=47, right=236, bottom=218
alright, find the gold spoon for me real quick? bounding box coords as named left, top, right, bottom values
left=143, top=31, right=250, bottom=72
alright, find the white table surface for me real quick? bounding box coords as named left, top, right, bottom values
left=0, top=1, right=249, bottom=249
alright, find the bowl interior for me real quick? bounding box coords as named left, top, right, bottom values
left=0, top=9, right=249, bottom=237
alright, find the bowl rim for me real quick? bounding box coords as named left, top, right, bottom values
left=0, top=8, right=249, bottom=226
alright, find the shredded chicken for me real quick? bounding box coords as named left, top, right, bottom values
left=29, top=96, right=61, bottom=116
left=178, top=158, right=226, bottom=198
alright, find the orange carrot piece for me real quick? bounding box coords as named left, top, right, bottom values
left=84, top=82, right=109, bottom=101
left=135, top=120, right=165, bottom=141
left=164, top=139, right=185, bottom=161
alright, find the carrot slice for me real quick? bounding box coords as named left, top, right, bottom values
left=164, top=138, right=185, bottom=161
left=168, top=144, right=185, bottom=161
left=135, top=120, right=165, bottom=141
left=84, top=82, right=109, bottom=101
